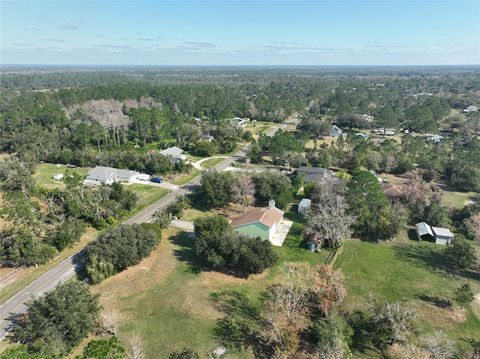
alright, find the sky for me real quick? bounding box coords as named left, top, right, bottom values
left=1, top=0, right=479, bottom=66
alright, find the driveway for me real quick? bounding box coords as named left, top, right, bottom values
left=191, top=156, right=230, bottom=170
left=170, top=220, right=194, bottom=232
left=270, top=219, right=293, bottom=247
left=131, top=179, right=179, bottom=191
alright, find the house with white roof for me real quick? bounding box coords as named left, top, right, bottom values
left=83, top=166, right=141, bottom=186
left=160, top=146, right=187, bottom=162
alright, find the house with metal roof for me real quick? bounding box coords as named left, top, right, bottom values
left=415, top=222, right=454, bottom=245
left=231, top=201, right=284, bottom=243
left=84, top=166, right=141, bottom=186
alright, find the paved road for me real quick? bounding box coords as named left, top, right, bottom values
left=0, top=145, right=249, bottom=340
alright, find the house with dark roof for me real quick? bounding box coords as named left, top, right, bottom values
left=415, top=222, right=454, bottom=245
left=231, top=201, right=284, bottom=242
left=296, top=166, right=329, bottom=184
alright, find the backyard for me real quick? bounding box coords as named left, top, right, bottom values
left=73, top=208, right=330, bottom=358
left=334, top=237, right=480, bottom=356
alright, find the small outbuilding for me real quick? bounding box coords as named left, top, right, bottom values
left=415, top=222, right=454, bottom=245
left=305, top=233, right=322, bottom=252
left=330, top=125, right=343, bottom=138
left=52, top=173, right=64, bottom=181
left=298, top=198, right=311, bottom=215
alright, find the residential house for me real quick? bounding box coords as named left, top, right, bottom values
left=415, top=222, right=454, bottom=245
left=231, top=200, right=284, bottom=242
left=330, top=125, right=343, bottom=138
left=296, top=166, right=330, bottom=184
left=298, top=198, right=311, bottom=215
left=160, top=146, right=187, bottom=162
left=84, top=166, right=141, bottom=186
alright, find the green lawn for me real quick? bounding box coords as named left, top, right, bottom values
left=126, top=184, right=169, bottom=213
left=334, top=238, right=480, bottom=356
left=34, top=163, right=89, bottom=189
left=200, top=157, right=225, bottom=169
left=170, top=169, right=202, bottom=185
left=440, top=188, right=478, bottom=209
left=85, top=208, right=330, bottom=358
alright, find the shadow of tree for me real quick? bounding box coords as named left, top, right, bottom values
left=169, top=231, right=203, bottom=274
left=416, top=294, right=453, bottom=308
left=212, top=291, right=272, bottom=358
left=347, top=310, right=378, bottom=355
left=393, top=243, right=480, bottom=281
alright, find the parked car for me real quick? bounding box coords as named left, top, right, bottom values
left=150, top=177, right=163, bottom=183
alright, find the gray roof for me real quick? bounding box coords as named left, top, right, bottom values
left=432, top=226, right=454, bottom=238
left=86, top=166, right=139, bottom=182
left=415, top=222, right=434, bottom=237
left=160, top=146, right=184, bottom=157
left=330, top=125, right=343, bottom=137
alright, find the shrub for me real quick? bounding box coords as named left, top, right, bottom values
left=443, top=238, right=477, bottom=269
left=85, top=224, right=159, bottom=283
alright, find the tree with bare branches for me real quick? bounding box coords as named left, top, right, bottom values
left=98, top=307, right=120, bottom=336
left=231, top=173, right=255, bottom=213
left=465, top=213, right=480, bottom=242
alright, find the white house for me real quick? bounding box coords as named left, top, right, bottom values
left=298, top=198, right=311, bottom=215
left=160, top=146, right=187, bottom=162
left=83, top=166, right=141, bottom=186
left=415, top=222, right=454, bottom=245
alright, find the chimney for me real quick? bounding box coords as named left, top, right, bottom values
left=268, top=199, right=275, bottom=208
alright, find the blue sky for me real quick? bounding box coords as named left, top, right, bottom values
left=1, top=1, right=479, bottom=65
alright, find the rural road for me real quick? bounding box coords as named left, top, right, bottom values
left=0, top=145, right=250, bottom=341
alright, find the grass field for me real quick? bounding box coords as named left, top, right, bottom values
left=440, top=188, right=478, bottom=209
left=170, top=169, right=202, bottom=185
left=200, top=157, right=225, bottom=169
left=334, top=238, right=480, bottom=356
left=34, top=163, right=89, bottom=189
left=79, top=207, right=330, bottom=358
left=126, top=184, right=169, bottom=214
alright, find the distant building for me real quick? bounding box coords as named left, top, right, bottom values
left=356, top=133, right=369, bottom=140
left=426, top=134, right=444, bottom=144
left=84, top=166, right=141, bottom=186
left=415, top=222, right=454, bottom=245
left=464, top=105, right=478, bottom=113
left=298, top=198, right=311, bottom=215
left=233, top=117, right=250, bottom=127
left=362, top=114, right=374, bottom=123
left=296, top=166, right=330, bottom=184
left=231, top=201, right=284, bottom=242
left=330, top=125, right=343, bottom=138
left=52, top=173, right=64, bottom=181
left=160, top=146, right=187, bottom=162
